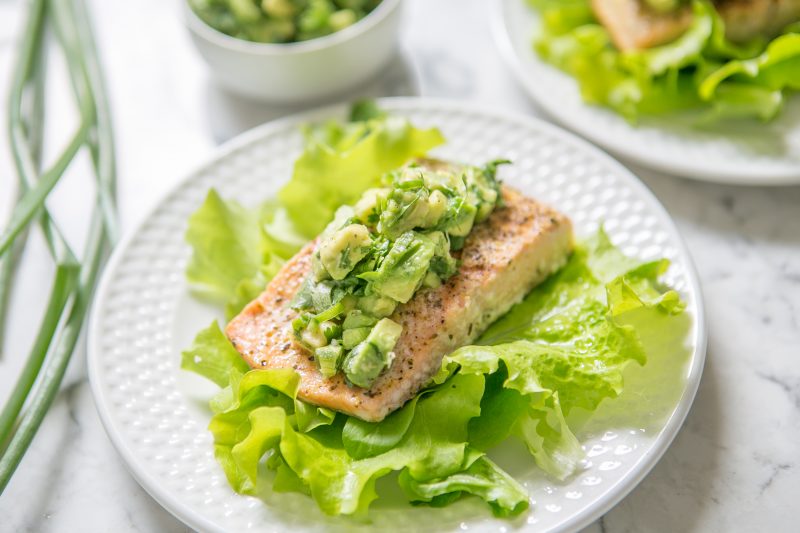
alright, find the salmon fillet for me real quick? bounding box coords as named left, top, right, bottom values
left=592, top=0, right=800, bottom=51
left=225, top=186, right=573, bottom=422
left=591, top=0, right=693, bottom=50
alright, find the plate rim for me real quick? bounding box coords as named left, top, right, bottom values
left=488, top=0, right=800, bottom=186
left=87, top=96, right=708, bottom=533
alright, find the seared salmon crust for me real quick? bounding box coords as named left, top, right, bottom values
left=226, top=186, right=573, bottom=422
left=592, top=0, right=800, bottom=51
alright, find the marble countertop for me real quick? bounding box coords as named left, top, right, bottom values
left=0, top=0, right=798, bottom=531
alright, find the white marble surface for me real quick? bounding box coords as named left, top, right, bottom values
left=0, top=0, right=798, bottom=532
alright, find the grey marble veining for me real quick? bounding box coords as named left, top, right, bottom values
left=0, top=0, right=798, bottom=531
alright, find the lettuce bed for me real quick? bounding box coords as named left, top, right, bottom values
left=180, top=104, right=686, bottom=518
left=530, top=0, right=800, bottom=122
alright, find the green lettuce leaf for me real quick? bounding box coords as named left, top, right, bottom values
left=530, top=0, right=799, bottom=122
left=465, top=369, right=583, bottom=480
left=183, top=227, right=685, bottom=515
left=622, top=1, right=713, bottom=77
left=185, top=106, right=443, bottom=318
left=699, top=33, right=800, bottom=98
left=399, top=448, right=529, bottom=518
left=279, top=114, right=445, bottom=237
left=700, top=82, right=784, bottom=122
left=185, top=190, right=267, bottom=304
left=342, top=393, right=421, bottom=459
left=208, top=371, right=486, bottom=515
left=223, top=258, right=285, bottom=320
left=203, top=367, right=336, bottom=493
left=180, top=321, right=250, bottom=387
left=434, top=227, right=682, bottom=479
left=185, top=190, right=300, bottom=315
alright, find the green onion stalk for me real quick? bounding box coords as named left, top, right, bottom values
left=0, top=0, right=117, bottom=492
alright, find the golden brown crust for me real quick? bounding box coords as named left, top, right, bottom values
left=226, top=183, right=573, bottom=422
left=591, top=0, right=800, bottom=51
left=591, top=0, right=693, bottom=51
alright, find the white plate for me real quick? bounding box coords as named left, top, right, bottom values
left=490, top=0, right=800, bottom=185
left=88, top=98, right=706, bottom=533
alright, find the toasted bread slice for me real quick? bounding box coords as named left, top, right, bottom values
left=226, top=177, right=573, bottom=422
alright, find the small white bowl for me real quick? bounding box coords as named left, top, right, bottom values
left=184, top=0, right=403, bottom=103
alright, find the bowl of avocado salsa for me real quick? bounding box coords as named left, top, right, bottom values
left=188, top=0, right=384, bottom=44
left=183, top=0, right=402, bottom=101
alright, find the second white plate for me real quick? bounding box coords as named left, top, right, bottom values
left=88, top=98, right=706, bottom=533
left=491, top=0, right=800, bottom=185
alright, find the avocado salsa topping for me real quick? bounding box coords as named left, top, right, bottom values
left=189, top=0, right=382, bottom=44
left=290, top=159, right=506, bottom=388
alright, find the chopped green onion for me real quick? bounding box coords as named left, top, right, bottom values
left=314, top=300, right=345, bottom=323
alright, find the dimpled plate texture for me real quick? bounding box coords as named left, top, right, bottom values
left=491, top=0, right=800, bottom=185
left=88, top=98, right=706, bottom=533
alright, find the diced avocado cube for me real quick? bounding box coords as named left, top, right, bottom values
left=356, top=294, right=396, bottom=318
left=474, top=187, right=499, bottom=222
left=246, top=19, right=294, bottom=43
left=475, top=200, right=495, bottom=223
left=378, top=191, right=423, bottom=238
left=430, top=254, right=458, bottom=279
left=229, top=0, right=262, bottom=23
left=320, top=320, right=341, bottom=342
left=300, top=320, right=327, bottom=349
left=353, top=187, right=389, bottom=223
left=426, top=230, right=448, bottom=254
left=340, top=294, right=357, bottom=313
left=366, top=318, right=402, bottom=354
left=315, top=341, right=343, bottom=378
left=445, top=203, right=477, bottom=237
left=311, top=252, right=330, bottom=281
left=298, top=0, right=334, bottom=36
left=463, top=165, right=501, bottom=223
left=329, top=9, right=357, bottom=32
left=427, top=230, right=458, bottom=279
left=424, top=190, right=448, bottom=227
left=320, top=205, right=355, bottom=239
left=419, top=168, right=456, bottom=191
left=342, top=342, right=385, bottom=388
left=261, top=0, right=295, bottom=19
left=449, top=235, right=466, bottom=251
left=363, top=231, right=436, bottom=303
left=422, top=271, right=441, bottom=288
left=379, top=187, right=447, bottom=237
left=343, top=327, right=371, bottom=349
left=291, top=312, right=312, bottom=334
left=343, top=310, right=379, bottom=329
left=318, top=224, right=372, bottom=280
left=341, top=320, right=401, bottom=388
